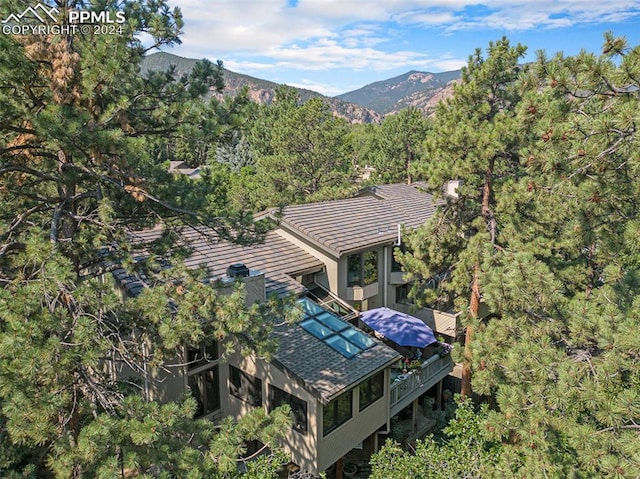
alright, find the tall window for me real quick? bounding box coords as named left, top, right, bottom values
left=186, top=341, right=220, bottom=418
left=347, top=254, right=361, bottom=286
left=347, top=251, right=378, bottom=287
left=187, top=341, right=218, bottom=370
left=229, top=366, right=262, bottom=407
left=364, top=250, right=378, bottom=285
left=391, top=244, right=407, bottom=272
left=359, top=371, right=384, bottom=411
left=269, top=385, right=307, bottom=434
left=188, top=365, right=220, bottom=418
left=323, top=390, right=352, bottom=436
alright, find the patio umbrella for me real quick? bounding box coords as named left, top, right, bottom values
left=360, top=307, right=437, bottom=348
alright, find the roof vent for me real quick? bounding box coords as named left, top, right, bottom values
left=227, top=263, right=250, bottom=278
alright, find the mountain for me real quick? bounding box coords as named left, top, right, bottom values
left=140, top=52, right=383, bottom=124
left=336, top=70, right=460, bottom=116
left=141, top=52, right=461, bottom=121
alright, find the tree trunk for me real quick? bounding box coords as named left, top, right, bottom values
left=461, top=264, right=481, bottom=397
left=461, top=158, right=495, bottom=397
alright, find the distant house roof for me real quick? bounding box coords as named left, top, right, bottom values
left=168, top=160, right=201, bottom=179
left=279, top=182, right=439, bottom=257
left=273, top=300, right=400, bottom=403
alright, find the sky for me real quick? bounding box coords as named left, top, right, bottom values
left=162, top=1, right=640, bottom=97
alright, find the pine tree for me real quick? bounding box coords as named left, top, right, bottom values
left=0, top=1, right=291, bottom=476
left=371, top=106, right=429, bottom=184
left=471, top=34, right=640, bottom=477
left=397, top=34, right=640, bottom=477
left=248, top=88, right=356, bottom=208
left=400, top=37, right=528, bottom=396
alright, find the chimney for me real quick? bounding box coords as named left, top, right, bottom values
left=214, top=263, right=266, bottom=306
left=443, top=180, right=460, bottom=199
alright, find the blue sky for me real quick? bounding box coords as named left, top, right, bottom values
left=163, top=1, right=640, bottom=96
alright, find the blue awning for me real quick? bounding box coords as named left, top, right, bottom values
left=360, top=307, right=437, bottom=348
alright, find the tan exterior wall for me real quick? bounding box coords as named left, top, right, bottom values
left=275, top=228, right=339, bottom=293
left=221, top=352, right=320, bottom=474
left=316, top=368, right=391, bottom=472
left=221, top=352, right=394, bottom=475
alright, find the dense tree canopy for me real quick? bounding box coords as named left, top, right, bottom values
left=400, top=37, right=528, bottom=395
left=387, top=33, right=640, bottom=478
left=247, top=87, right=356, bottom=208
left=370, top=106, right=430, bottom=184
left=0, top=1, right=292, bottom=477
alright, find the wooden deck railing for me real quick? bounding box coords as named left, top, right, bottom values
left=389, top=353, right=454, bottom=415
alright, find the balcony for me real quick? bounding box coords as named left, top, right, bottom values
left=346, top=281, right=378, bottom=301
left=389, top=352, right=454, bottom=416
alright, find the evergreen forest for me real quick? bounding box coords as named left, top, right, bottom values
left=0, top=1, right=639, bottom=477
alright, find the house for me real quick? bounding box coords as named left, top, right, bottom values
left=274, top=182, right=460, bottom=339
left=112, top=182, right=458, bottom=476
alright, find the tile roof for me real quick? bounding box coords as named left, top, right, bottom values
left=118, top=227, right=324, bottom=298
left=279, top=182, right=440, bottom=256
left=180, top=229, right=323, bottom=297
left=272, top=317, right=400, bottom=403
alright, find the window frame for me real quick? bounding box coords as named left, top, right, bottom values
left=187, top=341, right=218, bottom=370
left=187, top=364, right=220, bottom=418
left=323, top=390, right=353, bottom=437
left=268, top=385, right=308, bottom=434
left=229, top=365, right=262, bottom=407
left=359, top=371, right=384, bottom=412
left=391, top=244, right=407, bottom=272
left=347, top=250, right=378, bottom=287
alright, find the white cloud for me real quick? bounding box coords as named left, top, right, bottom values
left=163, top=0, right=640, bottom=92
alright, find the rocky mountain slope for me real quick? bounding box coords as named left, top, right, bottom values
left=336, top=70, right=460, bottom=115
left=141, top=52, right=460, bottom=122
left=141, top=52, right=382, bottom=124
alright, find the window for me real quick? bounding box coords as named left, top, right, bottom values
left=347, top=254, right=361, bottom=287
left=364, top=250, right=378, bottom=285
left=229, top=366, right=262, bottom=407
left=298, top=298, right=376, bottom=359
left=187, top=341, right=218, bottom=370
left=269, top=385, right=307, bottom=434
left=347, top=251, right=378, bottom=287
left=395, top=284, right=412, bottom=305
left=359, top=371, right=384, bottom=411
left=391, top=244, right=407, bottom=272
left=188, top=365, right=220, bottom=418
left=323, top=390, right=353, bottom=436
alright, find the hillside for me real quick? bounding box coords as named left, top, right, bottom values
left=141, top=52, right=383, bottom=124
left=336, top=70, right=460, bottom=115
left=141, top=52, right=461, bottom=120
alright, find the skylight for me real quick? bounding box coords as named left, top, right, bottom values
left=298, top=297, right=376, bottom=358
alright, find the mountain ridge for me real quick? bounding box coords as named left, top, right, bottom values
left=141, top=52, right=460, bottom=122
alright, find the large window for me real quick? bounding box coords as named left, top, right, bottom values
left=229, top=366, right=262, bottom=407
left=347, top=251, right=378, bottom=287
left=188, top=365, right=220, bottom=418
left=187, top=341, right=218, bottom=370
left=269, top=385, right=307, bottom=434
left=391, top=244, right=407, bottom=272
left=323, top=390, right=352, bottom=436
left=359, top=371, right=384, bottom=412
left=395, top=284, right=412, bottom=305
left=347, top=254, right=361, bottom=286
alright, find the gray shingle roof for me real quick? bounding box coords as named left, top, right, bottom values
left=280, top=182, right=440, bottom=256
left=273, top=320, right=400, bottom=403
